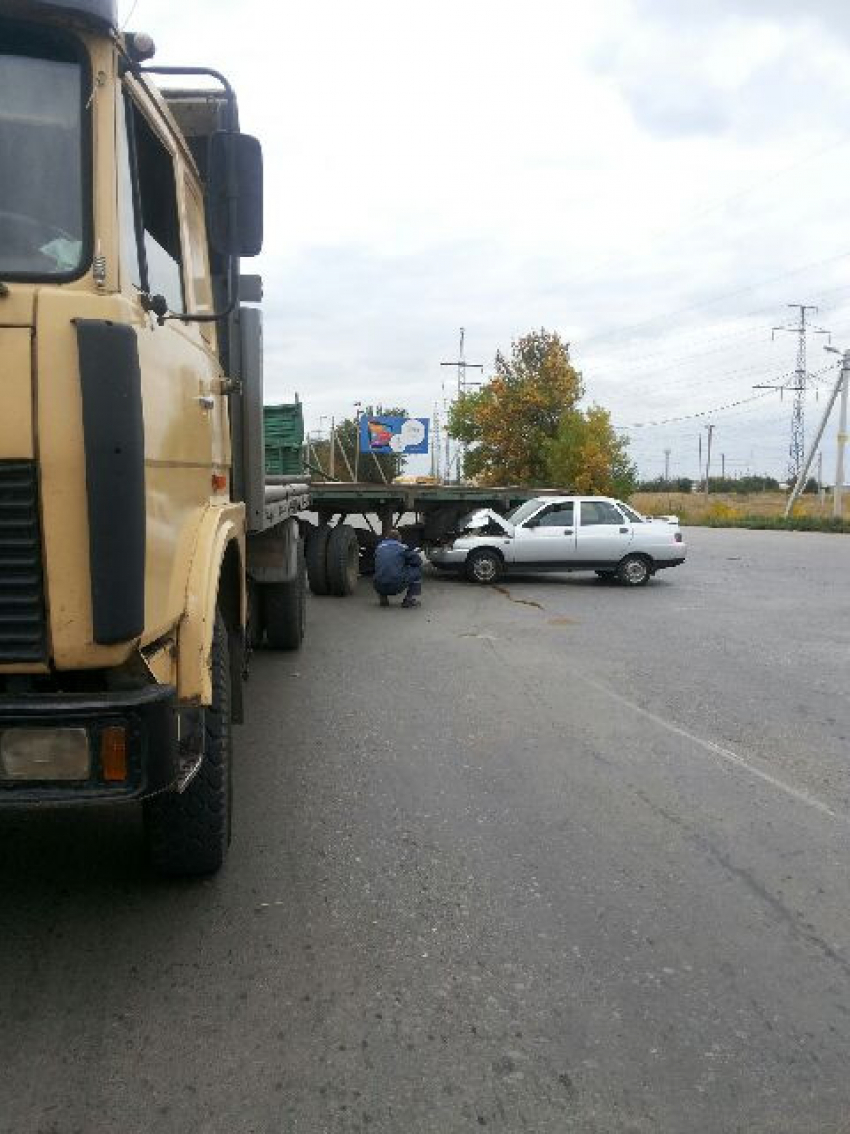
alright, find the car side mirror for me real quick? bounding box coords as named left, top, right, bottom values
left=208, top=132, right=264, bottom=257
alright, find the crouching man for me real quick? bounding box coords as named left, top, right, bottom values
left=374, top=529, right=423, bottom=608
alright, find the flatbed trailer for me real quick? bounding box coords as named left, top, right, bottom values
left=309, top=482, right=559, bottom=538
left=296, top=481, right=566, bottom=589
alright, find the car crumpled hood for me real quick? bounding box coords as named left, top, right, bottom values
left=457, top=508, right=514, bottom=536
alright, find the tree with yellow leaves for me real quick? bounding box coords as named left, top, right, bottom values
left=448, top=329, right=636, bottom=495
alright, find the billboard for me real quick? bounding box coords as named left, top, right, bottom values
left=359, top=416, right=430, bottom=455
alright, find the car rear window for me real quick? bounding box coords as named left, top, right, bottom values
left=580, top=501, right=625, bottom=526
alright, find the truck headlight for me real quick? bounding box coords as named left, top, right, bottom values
left=0, top=729, right=91, bottom=781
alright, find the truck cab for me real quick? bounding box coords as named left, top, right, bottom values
left=0, top=0, right=304, bottom=874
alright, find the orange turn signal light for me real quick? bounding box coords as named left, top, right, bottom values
left=212, top=473, right=228, bottom=492
left=101, top=726, right=128, bottom=782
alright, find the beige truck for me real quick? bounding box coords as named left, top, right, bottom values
left=0, top=0, right=335, bottom=873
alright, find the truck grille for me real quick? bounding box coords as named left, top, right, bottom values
left=0, top=461, right=47, bottom=663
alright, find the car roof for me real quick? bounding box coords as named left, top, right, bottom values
left=530, top=495, right=617, bottom=504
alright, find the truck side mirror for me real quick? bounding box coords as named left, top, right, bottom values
left=208, top=131, right=264, bottom=257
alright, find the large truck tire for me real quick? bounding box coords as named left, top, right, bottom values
left=264, top=540, right=306, bottom=650
left=326, top=524, right=359, bottom=596
left=144, top=610, right=232, bottom=877
left=306, top=524, right=331, bottom=595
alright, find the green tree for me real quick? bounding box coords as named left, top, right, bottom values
left=545, top=406, right=637, bottom=497
left=310, top=405, right=408, bottom=483
left=448, top=328, right=635, bottom=494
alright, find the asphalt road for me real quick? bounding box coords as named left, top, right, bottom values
left=2, top=527, right=850, bottom=1134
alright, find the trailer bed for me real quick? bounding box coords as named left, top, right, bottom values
left=308, top=482, right=557, bottom=516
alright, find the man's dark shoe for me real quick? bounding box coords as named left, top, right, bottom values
left=379, top=594, right=390, bottom=607
left=401, top=598, right=420, bottom=608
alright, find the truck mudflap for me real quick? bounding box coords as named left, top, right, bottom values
left=0, top=684, right=178, bottom=806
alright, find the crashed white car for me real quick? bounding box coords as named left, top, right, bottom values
left=428, top=496, right=687, bottom=586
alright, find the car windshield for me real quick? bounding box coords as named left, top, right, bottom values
left=0, top=27, right=86, bottom=279
left=506, top=499, right=547, bottom=526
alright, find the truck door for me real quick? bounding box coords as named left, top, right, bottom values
left=118, top=88, right=221, bottom=638
left=512, top=501, right=576, bottom=565
left=575, top=500, right=633, bottom=564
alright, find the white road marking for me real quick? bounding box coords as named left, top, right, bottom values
left=574, top=673, right=842, bottom=822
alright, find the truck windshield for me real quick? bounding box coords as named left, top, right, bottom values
left=0, top=27, right=87, bottom=280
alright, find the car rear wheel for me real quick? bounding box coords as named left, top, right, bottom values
left=617, top=554, right=652, bottom=587
left=465, top=548, right=503, bottom=585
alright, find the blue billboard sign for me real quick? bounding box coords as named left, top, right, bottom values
left=359, top=416, right=430, bottom=455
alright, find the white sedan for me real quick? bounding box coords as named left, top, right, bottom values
left=427, top=496, right=687, bottom=586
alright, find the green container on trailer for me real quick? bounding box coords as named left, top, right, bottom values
left=263, top=402, right=305, bottom=476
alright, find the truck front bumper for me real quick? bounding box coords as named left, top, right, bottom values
left=0, top=684, right=178, bottom=806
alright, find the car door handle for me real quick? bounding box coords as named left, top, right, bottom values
left=619, top=527, right=629, bottom=534
left=563, top=528, right=574, bottom=535
left=197, top=395, right=215, bottom=410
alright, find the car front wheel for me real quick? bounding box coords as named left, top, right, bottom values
left=617, top=554, right=652, bottom=587
left=465, top=549, right=503, bottom=585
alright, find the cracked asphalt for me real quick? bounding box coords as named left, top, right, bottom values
left=1, top=527, right=849, bottom=1133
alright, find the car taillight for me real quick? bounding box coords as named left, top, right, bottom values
left=674, top=532, right=682, bottom=542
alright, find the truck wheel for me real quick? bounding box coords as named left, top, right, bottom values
left=326, top=524, right=359, bottom=596
left=617, top=554, right=652, bottom=587
left=306, top=524, right=331, bottom=595
left=465, top=548, right=503, bottom=585
left=144, top=610, right=232, bottom=877
left=264, top=540, right=306, bottom=650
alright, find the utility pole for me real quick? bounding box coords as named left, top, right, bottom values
left=830, top=348, right=849, bottom=518
left=785, top=346, right=849, bottom=517
left=664, top=448, right=671, bottom=484
left=698, top=433, right=702, bottom=487
left=441, top=327, right=483, bottom=484
left=761, top=304, right=830, bottom=484
left=430, top=403, right=441, bottom=479
left=704, top=424, right=714, bottom=498
left=353, top=401, right=362, bottom=483
left=721, top=452, right=726, bottom=480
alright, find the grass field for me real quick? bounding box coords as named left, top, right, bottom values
left=631, top=491, right=850, bottom=533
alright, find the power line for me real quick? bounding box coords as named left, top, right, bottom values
left=617, top=390, right=775, bottom=430
left=577, top=251, right=850, bottom=353
left=615, top=361, right=839, bottom=431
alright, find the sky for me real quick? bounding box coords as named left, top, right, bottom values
left=121, top=0, right=850, bottom=482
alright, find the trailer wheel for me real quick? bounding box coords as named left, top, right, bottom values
left=264, top=540, right=306, bottom=650
left=327, top=524, right=359, bottom=596
left=144, top=610, right=232, bottom=877
left=306, top=524, right=331, bottom=595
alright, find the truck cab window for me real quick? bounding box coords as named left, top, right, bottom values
left=127, top=100, right=184, bottom=313
left=0, top=22, right=88, bottom=279
left=117, top=95, right=142, bottom=292
left=182, top=175, right=214, bottom=338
